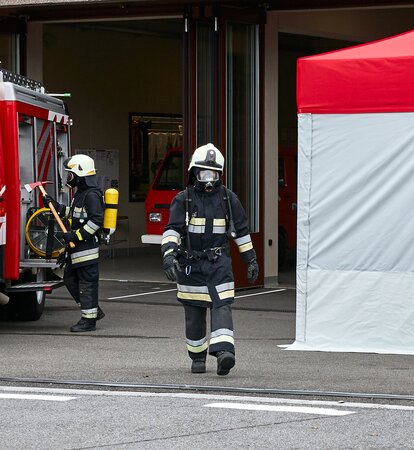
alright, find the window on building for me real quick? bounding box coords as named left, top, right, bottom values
left=0, top=33, right=20, bottom=72
left=226, top=22, right=259, bottom=232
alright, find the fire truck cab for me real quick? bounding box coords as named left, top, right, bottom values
left=141, top=147, right=183, bottom=244
left=0, top=68, right=71, bottom=320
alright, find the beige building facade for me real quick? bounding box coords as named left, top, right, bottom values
left=1, top=0, right=414, bottom=284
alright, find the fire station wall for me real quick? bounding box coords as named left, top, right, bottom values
left=41, top=23, right=182, bottom=250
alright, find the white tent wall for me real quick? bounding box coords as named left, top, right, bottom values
left=289, top=112, right=414, bottom=355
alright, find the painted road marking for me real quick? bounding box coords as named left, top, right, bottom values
left=1, top=386, right=414, bottom=412
left=108, top=288, right=286, bottom=301
left=108, top=288, right=177, bottom=300
left=204, top=402, right=355, bottom=416
left=0, top=393, right=76, bottom=402
left=235, top=289, right=286, bottom=299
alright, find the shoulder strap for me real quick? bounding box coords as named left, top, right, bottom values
left=83, top=188, right=103, bottom=208
left=222, top=186, right=237, bottom=239
left=184, top=187, right=193, bottom=251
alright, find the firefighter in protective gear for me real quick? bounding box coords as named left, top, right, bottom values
left=161, top=143, right=259, bottom=376
left=44, top=154, right=105, bottom=332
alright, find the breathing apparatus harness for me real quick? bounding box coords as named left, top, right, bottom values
left=178, top=185, right=236, bottom=263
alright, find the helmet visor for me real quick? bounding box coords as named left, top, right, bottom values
left=196, top=170, right=219, bottom=182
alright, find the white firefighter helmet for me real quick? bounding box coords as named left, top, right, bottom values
left=64, top=154, right=96, bottom=177
left=188, top=143, right=225, bottom=174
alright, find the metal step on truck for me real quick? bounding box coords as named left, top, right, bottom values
left=0, top=68, right=72, bottom=320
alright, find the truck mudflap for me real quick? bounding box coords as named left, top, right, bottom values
left=5, top=280, right=64, bottom=294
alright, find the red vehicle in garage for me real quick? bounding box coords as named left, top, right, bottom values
left=141, top=147, right=183, bottom=245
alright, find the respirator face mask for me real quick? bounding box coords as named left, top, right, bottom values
left=66, top=171, right=80, bottom=188
left=196, top=169, right=220, bottom=192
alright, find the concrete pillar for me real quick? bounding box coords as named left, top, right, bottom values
left=263, top=12, right=279, bottom=286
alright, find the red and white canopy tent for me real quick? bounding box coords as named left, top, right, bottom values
left=287, top=30, right=414, bottom=354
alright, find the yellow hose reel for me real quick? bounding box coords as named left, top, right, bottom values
left=25, top=207, right=69, bottom=258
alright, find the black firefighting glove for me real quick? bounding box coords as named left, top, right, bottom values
left=163, top=254, right=181, bottom=282
left=247, top=258, right=259, bottom=284
left=43, top=194, right=60, bottom=211
left=62, top=231, right=78, bottom=245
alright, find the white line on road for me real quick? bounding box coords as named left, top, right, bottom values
left=108, top=288, right=286, bottom=300
left=1, top=386, right=414, bottom=411
left=235, top=289, right=286, bottom=299
left=0, top=393, right=76, bottom=402
left=205, top=402, right=355, bottom=416
left=108, top=288, right=177, bottom=300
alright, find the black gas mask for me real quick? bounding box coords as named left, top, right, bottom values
left=195, top=169, right=220, bottom=192
left=66, top=171, right=80, bottom=188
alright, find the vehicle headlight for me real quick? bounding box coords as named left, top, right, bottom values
left=149, top=212, right=162, bottom=222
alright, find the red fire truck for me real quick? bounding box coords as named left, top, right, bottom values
left=0, top=69, right=71, bottom=320
left=142, top=145, right=298, bottom=270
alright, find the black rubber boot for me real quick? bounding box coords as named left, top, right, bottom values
left=191, top=359, right=206, bottom=374
left=216, top=351, right=235, bottom=376
left=97, top=306, right=105, bottom=321
left=70, top=317, right=96, bottom=332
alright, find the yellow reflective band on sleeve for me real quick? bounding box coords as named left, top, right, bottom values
left=209, top=335, right=235, bottom=346
left=161, top=235, right=179, bottom=245
left=239, top=242, right=253, bottom=253
left=75, top=230, right=83, bottom=241
left=83, top=223, right=96, bottom=235
left=177, top=292, right=212, bottom=302
left=213, top=219, right=226, bottom=226
left=218, top=289, right=234, bottom=300
left=186, top=341, right=209, bottom=353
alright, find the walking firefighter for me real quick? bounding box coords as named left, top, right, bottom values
left=45, top=154, right=106, bottom=332
left=161, top=143, right=259, bottom=375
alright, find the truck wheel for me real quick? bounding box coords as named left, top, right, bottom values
left=0, top=271, right=46, bottom=321
left=278, top=231, right=288, bottom=271
left=0, top=290, right=46, bottom=321
left=19, top=290, right=46, bottom=321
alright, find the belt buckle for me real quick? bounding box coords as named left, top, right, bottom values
left=214, top=247, right=222, bottom=257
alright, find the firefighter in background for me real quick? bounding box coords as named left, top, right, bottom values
left=44, top=154, right=105, bottom=332
left=161, top=143, right=259, bottom=376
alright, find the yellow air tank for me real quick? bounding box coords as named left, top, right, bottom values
left=103, top=188, right=119, bottom=235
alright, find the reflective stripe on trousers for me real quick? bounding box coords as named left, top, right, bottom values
left=184, top=303, right=234, bottom=359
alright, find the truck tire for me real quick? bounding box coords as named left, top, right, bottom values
left=0, top=272, right=46, bottom=321
left=0, top=290, right=46, bottom=321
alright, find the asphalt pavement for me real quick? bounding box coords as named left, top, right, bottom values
left=1, top=276, right=413, bottom=399
left=2, top=248, right=414, bottom=449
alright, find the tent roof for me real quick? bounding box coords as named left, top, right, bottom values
left=297, top=30, right=414, bottom=114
